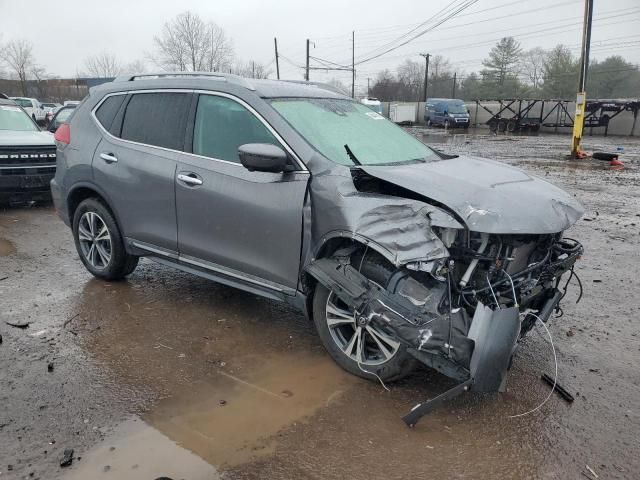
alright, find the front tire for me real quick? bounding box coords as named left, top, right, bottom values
left=72, top=198, right=139, bottom=280
left=312, top=253, right=417, bottom=382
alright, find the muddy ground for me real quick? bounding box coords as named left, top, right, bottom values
left=1, top=130, right=639, bottom=480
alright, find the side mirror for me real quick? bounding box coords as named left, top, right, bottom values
left=48, top=122, right=58, bottom=133
left=238, top=143, right=291, bottom=173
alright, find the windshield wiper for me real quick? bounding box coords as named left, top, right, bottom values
left=344, top=144, right=362, bottom=166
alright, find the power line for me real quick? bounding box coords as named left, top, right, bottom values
left=354, top=0, right=480, bottom=65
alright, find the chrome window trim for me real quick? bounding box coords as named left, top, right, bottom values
left=90, top=89, right=309, bottom=173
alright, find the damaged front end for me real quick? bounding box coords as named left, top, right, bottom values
left=306, top=228, right=583, bottom=425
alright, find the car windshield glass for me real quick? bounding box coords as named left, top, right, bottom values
left=448, top=104, right=467, bottom=114
left=0, top=105, right=39, bottom=131
left=270, top=98, right=438, bottom=166
left=13, top=98, right=32, bottom=108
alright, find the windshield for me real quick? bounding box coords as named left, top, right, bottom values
left=448, top=103, right=468, bottom=114
left=0, top=105, right=39, bottom=131
left=271, top=98, right=437, bottom=166
left=13, top=98, right=33, bottom=108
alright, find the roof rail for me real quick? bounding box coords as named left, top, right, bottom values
left=112, top=72, right=256, bottom=91
left=277, top=79, right=349, bottom=96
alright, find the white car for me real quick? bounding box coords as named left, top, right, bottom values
left=10, top=97, right=46, bottom=124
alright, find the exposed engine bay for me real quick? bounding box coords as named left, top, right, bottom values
left=306, top=229, right=583, bottom=425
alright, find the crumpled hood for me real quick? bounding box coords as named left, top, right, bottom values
left=360, top=155, right=584, bottom=234
left=0, top=130, right=54, bottom=147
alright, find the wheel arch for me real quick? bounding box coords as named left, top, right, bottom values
left=300, top=233, right=398, bottom=321
left=67, top=182, right=123, bottom=234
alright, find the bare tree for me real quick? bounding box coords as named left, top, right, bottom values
left=232, top=60, right=271, bottom=79
left=3, top=39, right=35, bottom=95
left=397, top=59, right=424, bottom=100
left=84, top=52, right=122, bottom=78
left=152, top=11, right=233, bottom=72
left=520, top=47, right=547, bottom=90
left=122, top=59, right=147, bottom=75
left=206, top=23, right=233, bottom=72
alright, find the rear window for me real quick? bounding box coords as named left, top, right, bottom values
left=120, top=92, right=191, bottom=150
left=95, top=95, right=126, bottom=133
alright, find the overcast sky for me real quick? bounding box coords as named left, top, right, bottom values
left=1, top=0, right=638, bottom=95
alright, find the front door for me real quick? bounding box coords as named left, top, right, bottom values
left=175, top=93, right=309, bottom=289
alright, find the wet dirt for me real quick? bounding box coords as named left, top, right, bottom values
left=1, top=132, right=639, bottom=480
left=0, top=237, right=16, bottom=256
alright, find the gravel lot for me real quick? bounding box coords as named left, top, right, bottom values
left=1, top=129, right=639, bottom=480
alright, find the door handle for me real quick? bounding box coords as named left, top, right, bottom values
left=100, top=152, right=118, bottom=164
left=177, top=173, right=203, bottom=186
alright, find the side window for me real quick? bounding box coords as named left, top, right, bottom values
left=95, top=95, right=126, bottom=133
left=121, top=92, right=191, bottom=150
left=193, top=94, right=279, bottom=163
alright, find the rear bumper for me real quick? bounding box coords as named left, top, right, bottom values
left=50, top=177, right=70, bottom=225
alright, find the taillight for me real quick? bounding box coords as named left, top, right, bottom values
left=54, top=123, right=70, bottom=144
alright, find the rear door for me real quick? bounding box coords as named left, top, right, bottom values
left=92, top=91, right=192, bottom=253
left=175, top=93, right=309, bottom=289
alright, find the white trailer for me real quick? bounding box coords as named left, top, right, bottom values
left=389, top=103, right=416, bottom=124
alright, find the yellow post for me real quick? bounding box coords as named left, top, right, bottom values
left=571, top=92, right=586, bottom=157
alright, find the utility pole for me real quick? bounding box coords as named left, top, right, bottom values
left=452, top=72, right=457, bottom=98
left=571, top=0, right=594, bottom=158
left=419, top=53, right=430, bottom=102
left=367, top=78, right=370, bottom=97
left=252, top=61, right=255, bottom=79
left=305, top=39, right=310, bottom=81
left=274, top=37, right=280, bottom=80
left=351, top=31, right=355, bottom=98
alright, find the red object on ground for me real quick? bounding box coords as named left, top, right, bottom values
left=610, top=158, right=624, bottom=167
left=575, top=150, right=588, bottom=159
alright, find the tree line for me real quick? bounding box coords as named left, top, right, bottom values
left=370, top=36, right=640, bottom=101
left=0, top=11, right=272, bottom=98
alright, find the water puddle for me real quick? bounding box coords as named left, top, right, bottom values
left=0, top=237, right=16, bottom=256
left=145, top=352, right=349, bottom=467
left=61, top=417, right=220, bottom=479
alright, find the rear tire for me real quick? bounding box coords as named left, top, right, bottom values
left=72, top=198, right=139, bottom=280
left=312, top=252, right=417, bottom=382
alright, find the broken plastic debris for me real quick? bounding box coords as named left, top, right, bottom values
left=59, top=448, right=74, bottom=467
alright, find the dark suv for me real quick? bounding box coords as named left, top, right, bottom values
left=51, top=73, right=583, bottom=418
left=0, top=98, right=56, bottom=204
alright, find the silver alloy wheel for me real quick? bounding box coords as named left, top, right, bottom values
left=326, top=290, right=401, bottom=366
left=78, top=211, right=112, bottom=269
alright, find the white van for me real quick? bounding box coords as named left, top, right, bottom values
left=360, top=97, right=383, bottom=115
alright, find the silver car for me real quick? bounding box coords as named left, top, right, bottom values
left=51, top=73, right=583, bottom=422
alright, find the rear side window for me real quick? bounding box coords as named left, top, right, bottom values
left=95, top=95, right=126, bottom=133
left=193, top=95, right=278, bottom=163
left=121, top=92, right=191, bottom=150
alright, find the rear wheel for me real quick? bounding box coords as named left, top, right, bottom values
left=506, top=120, right=518, bottom=132
left=72, top=198, right=139, bottom=280
left=312, top=253, right=417, bottom=382
left=497, top=120, right=507, bottom=132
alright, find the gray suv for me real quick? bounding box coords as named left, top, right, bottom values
left=52, top=73, right=583, bottom=420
